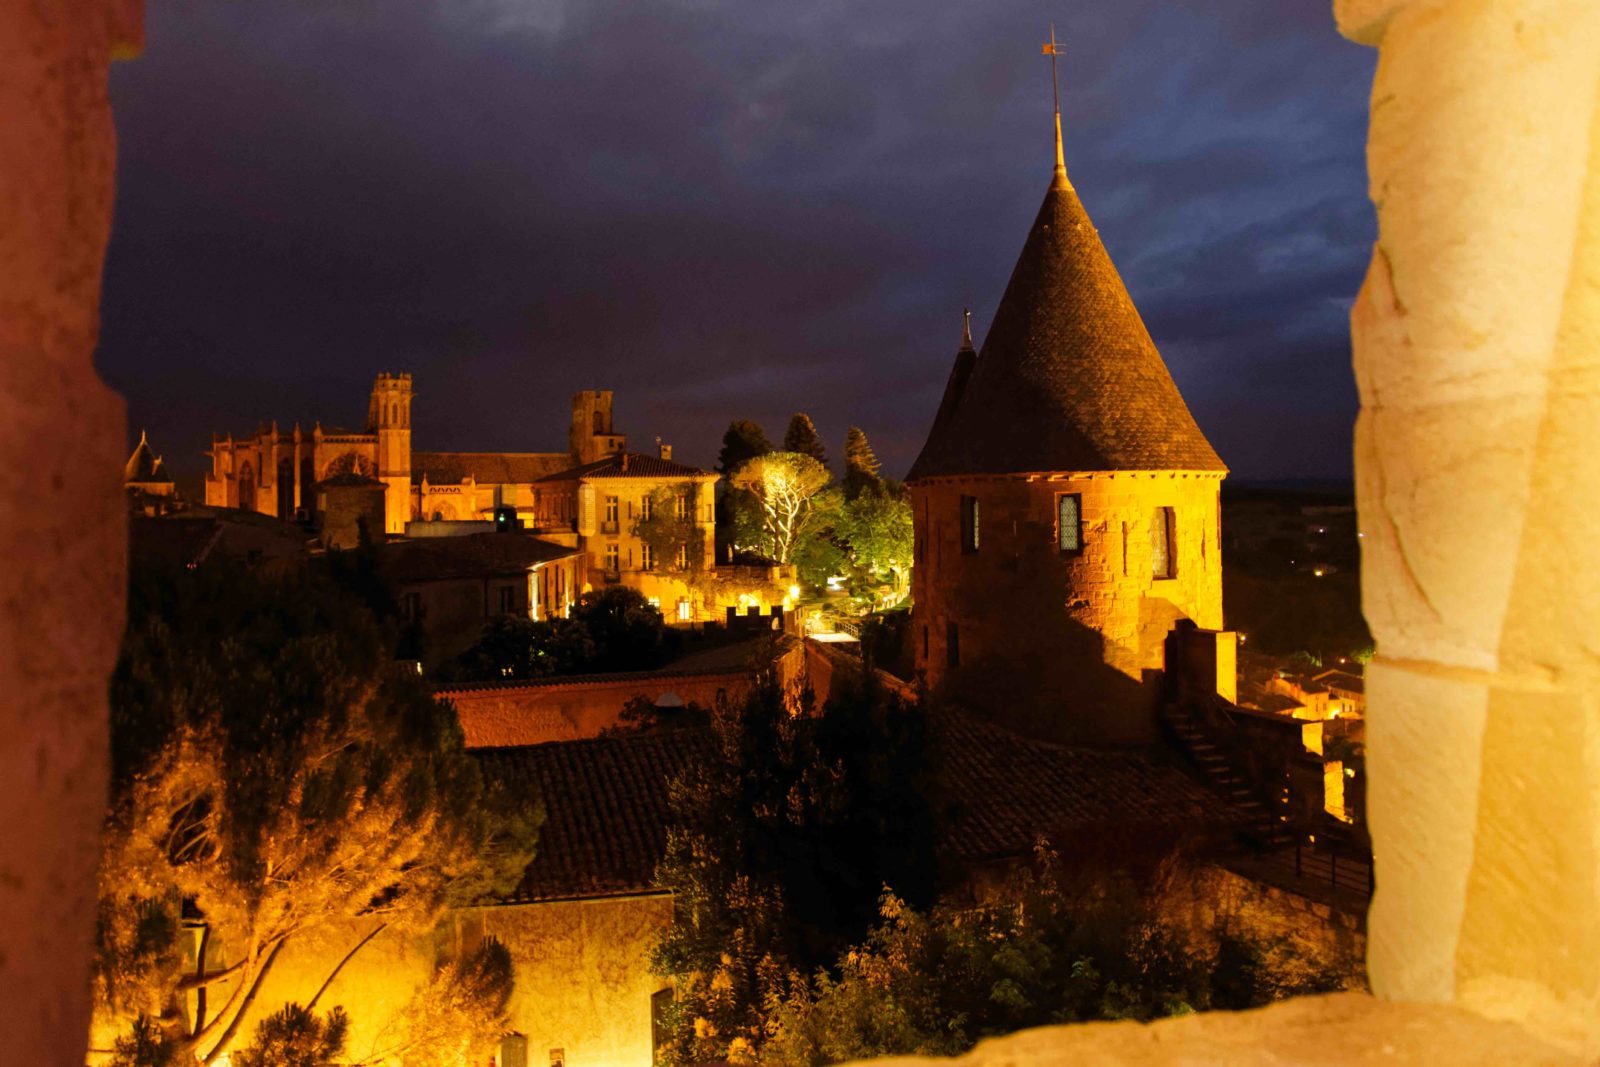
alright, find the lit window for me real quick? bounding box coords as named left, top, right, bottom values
left=676, top=597, right=691, bottom=621
left=642, top=543, right=655, bottom=571
left=605, top=543, right=619, bottom=572
left=960, top=496, right=979, bottom=553
left=641, top=494, right=654, bottom=520
left=1151, top=506, right=1177, bottom=579
left=604, top=495, right=619, bottom=526
left=1057, top=493, right=1082, bottom=553
left=675, top=543, right=688, bottom=570
left=675, top=492, right=688, bottom=519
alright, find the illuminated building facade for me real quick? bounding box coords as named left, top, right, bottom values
left=908, top=118, right=1227, bottom=745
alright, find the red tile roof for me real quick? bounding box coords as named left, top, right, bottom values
left=412, top=451, right=573, bottom=486
left=378, top=533, right=579, bottom=584
left=536, top=452, right=713, bottom=482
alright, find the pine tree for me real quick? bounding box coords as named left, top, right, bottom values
left=842, top=427, right=883, bottom=500
left=717, top=419, right=772, bottom=476
left=783, top=413, right=828, bottom=466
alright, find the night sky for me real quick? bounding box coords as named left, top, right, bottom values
left=98, top=2, right=1376, bottom=484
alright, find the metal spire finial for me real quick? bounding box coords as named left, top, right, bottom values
left=1042, top=26, right=1066, bottom=176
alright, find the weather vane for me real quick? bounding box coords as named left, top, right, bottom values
left=1042, top=25, right=1066, bottom=172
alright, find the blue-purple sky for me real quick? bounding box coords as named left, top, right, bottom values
left=99, top=1, right=1376, bottom=482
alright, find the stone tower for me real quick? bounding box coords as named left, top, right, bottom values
left=367, top=372, right=413, bottom=534
left=907, top=108, right=1227, bottom=745
left=569, top=389, right=626, bottom=465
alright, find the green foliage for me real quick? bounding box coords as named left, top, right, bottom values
left=572, top=585, right=677, bottom=671
left=374, top=938, right=515, bottom=1066
left=109, top=1015, right=177, bottom=1067
left=758, top=853, right=1354, bottom=1067
left=717, top=420, right=774, bottom=561
left=444, top=615, right=596, bottom=680
left=834, top=488, right=913, bottom=595
left=841, top=427, right=882, bottom=501
left=791, top=487, right=849, bottom=590
left=650, top=675, right=937, bottom=1066
left=233, top=1004, right=349, bottom=1067
left=635, top=484, right=706, bottom=575
left=445, top=585, right=682, bottom=680
left=730, top=452, right=833, bottom=564
left=783, top=413, right=828, bottom=466
left=99, top=557, right=539, bottom=1061
left=606, top=693, right=714, bottom=736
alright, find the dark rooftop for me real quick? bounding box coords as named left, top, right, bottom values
left=536, top=451, right=713, bottom=482
left=378, top=532, right=579, bottom=584
left=476, top=707, right=1242, bottom=904
left=412, top=451, right=573, bottom=486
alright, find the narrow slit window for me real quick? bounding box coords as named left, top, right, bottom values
left=1151, top=506, right=1177, bottom=580
left=1057, top=493, right=1082, bottom=553
left=960, top=495, right=980, bottom=553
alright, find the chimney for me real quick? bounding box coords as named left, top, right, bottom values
left=621, top=453, right=629, bottom=472
left=659, top=443, right=672, bottom=460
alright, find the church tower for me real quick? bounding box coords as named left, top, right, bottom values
left=908, top=47, right=1227, bottom=745
left=368, top=372, right=413, bottom=534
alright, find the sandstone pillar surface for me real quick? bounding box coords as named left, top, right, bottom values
left=1336, top=0, right=1600, bottom=1050
left=0, top=2, right=142, bottom=1063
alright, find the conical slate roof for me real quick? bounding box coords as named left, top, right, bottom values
left=124, top=430, right=171, bottom=484
left=909, top=168, right=1225, bottom=480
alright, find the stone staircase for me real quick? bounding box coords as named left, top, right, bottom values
left=1162, top=700, right=1294, bottom=851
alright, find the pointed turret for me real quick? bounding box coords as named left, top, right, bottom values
left=124, top=430, right=171, bottom=485
left=909, top=147, right=1223, bottom=480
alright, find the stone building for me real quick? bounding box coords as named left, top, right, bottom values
left=908, top=115, right=1227, bottom=746
left=531, top=450, right=719, bottom=621
left=123, top=429, right=176, bottom=514
left=205, top=377, right=634, bottom=536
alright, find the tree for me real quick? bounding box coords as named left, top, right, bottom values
left=650, top=674, right=936, bottom=1067
left=783, top=413, right=828, bottom=466
left=716, top=420, right=774, bottom=562
left=365, top=939, right=515, bottom=1066
left=836, top=488, right=913, bottom=597
left=443, top=615, right=597, bottom=681
left=571, top=585, right=676, bottom=671
left=791, top=486, right=849, bottom=591
left=232, top=1005, right=349, bottom=1067
left=729, top=452, right=832, bottom=564
left=717, top=419, right=773, bottom=476
left=98, top=558, right=539, bottom=1065
left=842, top=427, right=883, bottom=500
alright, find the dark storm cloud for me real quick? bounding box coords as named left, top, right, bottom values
left=99, top=0, right=1376, bottom=482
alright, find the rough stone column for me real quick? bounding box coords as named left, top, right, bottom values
left=1337, top=0, right=1600, bottom=1050
left=0, top=2, right=143, bottom=1063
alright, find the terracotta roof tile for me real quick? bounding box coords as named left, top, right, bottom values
left=910, top=170, right=1226, bottom=479
left=536, top=452, right=713, bottom=482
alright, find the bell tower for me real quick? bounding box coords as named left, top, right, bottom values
left=569, top=390, right=627, bottom=465
left=368, top=372, right=413, bottom=534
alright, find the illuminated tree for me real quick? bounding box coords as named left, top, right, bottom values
left=783, top=413, right=828, bottom=466
left=842, top=427, right=882, bottom=500
left=363, top=939, right=514, bottom=1066
left=729, top=452, right=831, bottom=564
left=836, top=488, right=914, bottom=597
left=98, top=559, right=539, bottom=1065
left=232, top=1005, right=348, bottom=1067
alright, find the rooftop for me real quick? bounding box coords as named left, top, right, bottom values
left=411, top=451, right=573, bottom=486
left=909, top=164, right=1225, bottom=480
left=535, top=451, right=713, bottom=482
left=378, top=532, right=580, bottom=584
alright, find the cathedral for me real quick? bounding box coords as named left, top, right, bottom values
left=908, top=94, right=1228, bottom=745
left=206, top=377, right=731, bottom=621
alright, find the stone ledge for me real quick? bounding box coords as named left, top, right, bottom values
left=849, top=993, right=1583, bottom=1067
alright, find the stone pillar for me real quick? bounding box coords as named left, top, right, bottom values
left=0, top=2, right=143, bottom=1063
left=1337, top=0, right=1600, bottom=1051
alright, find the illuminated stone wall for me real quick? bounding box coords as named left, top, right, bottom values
left=1335, top=0, right=1600, bottom=1052
left=911, top=471, right=1223, bottom=743
left=0, top=2, right=141, bottom=1062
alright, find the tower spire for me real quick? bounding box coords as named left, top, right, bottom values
left=960, top=308, right=974, bottom=353
left=1042, top=26, right=1067, bottom=181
